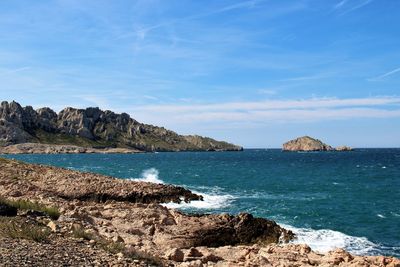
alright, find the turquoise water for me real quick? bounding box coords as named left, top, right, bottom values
left=3, top=149, right=400, bottom=257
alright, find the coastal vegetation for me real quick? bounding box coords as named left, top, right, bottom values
left=0, top=197, right=60, bottom=220
left=0, top=217, right=50, bottom=242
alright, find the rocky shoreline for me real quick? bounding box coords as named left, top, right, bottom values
left=0, top=158, right=398, bottom=266
left=0, top=143, right=143, bottom=154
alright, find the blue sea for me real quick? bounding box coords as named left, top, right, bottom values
left=3, top=149, right=400, bottom=257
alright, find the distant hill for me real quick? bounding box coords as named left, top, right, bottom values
left=0, top=101, right=242, bottom=152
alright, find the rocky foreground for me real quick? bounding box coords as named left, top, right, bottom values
left=0, top=158, right=398, bottom=266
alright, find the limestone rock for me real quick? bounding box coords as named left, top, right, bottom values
left=47, top=221, right=59, bottom=232
left=336, top=145, right=353, bottom=151
left=167, top=248, right=184, bottom=262
left=283, top=136, right=333, bottom=151
left=0, top=100, right=242, bottom=152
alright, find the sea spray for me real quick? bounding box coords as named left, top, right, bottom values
left=282, top=224, right=380, bottom=255
left=131, top=168, right=164, bottom=184
left=163, top=190, right=235, bottom=210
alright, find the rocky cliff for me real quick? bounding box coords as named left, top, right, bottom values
left=0, top=101, right=242, bottom=152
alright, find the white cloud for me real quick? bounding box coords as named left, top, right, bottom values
left=127, top=96, right=400, bottom=126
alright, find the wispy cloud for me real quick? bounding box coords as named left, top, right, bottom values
left=334, top=0, right=348, bottom=9
left=119, top=0, right=263, bottom=40
left=0, top=66, right=30, bottom=76
left=368, top=67, right=400, bottom=81
left=257, top=89, right=277, bottom=95
left=279, top=73, right=330, bottom=82
left=127, top=96, right=400, bottom=126
left=336, top=0, right=374, bottom=15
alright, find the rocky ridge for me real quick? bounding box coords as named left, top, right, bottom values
left=0, top=158, right=398, bottom=266
left=0, top=101, right=242, bottom=152
left=283, top=136, right=353, bottom=152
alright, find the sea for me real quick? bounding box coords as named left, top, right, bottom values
left=3, top=149, right=399, bottom=257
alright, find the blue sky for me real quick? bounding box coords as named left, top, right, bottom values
left=0, top=0, right=399, bottom=147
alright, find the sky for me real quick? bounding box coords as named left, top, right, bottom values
left=0, top=0, right=399, bottom=148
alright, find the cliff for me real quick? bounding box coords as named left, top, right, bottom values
left=0, top=158, right=398, bottom=266
left=0, top=101, right=242, bottom=152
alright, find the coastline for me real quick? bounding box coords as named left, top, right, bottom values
left=0, top=157, right=398, bottom=266
left=0, top=143, right=243, bottom=154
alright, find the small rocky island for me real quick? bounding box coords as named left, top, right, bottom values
left=0, top=101, right=242, bottom=154
left=283, top=136, right=353, bottom=152
left=1, top=158, right=398, bottom=266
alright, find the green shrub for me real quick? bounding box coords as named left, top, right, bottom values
left=0, top=197, right=60, bottom=220
left=72, top=227, right=94, bottom=240
left=100, top=241, right=125, bottom=254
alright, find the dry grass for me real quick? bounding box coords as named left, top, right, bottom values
left=71, top=227, right=163, bottom=266
left=0, top=197, right=60, bottom=220
left=0, top=217, right=50, bottom=242
left=72, top=227, right=94, bottom=240
left=125, top=247, right=165, bottom=266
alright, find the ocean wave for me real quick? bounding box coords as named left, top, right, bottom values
left=162, top=190, right=235, bottom=210
left=282, top=224, right=380, bottom=255
left=130, top=169, right=234, bottom=209
left=238, top=191, right=329, bottom=201
left=131, top=168, right=164, bottom=184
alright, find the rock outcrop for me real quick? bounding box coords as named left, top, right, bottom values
left=336, top=145, right=353, bottom=151
left=283, top=136, right=354, bottom=152
left=0, top=101, right=242, bottom=152
left=0, top=158, right=398, bottom=266
left=283, top=136, right=333, bottom=151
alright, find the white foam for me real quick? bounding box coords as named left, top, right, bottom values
left=377, top=214, right=386, bottom=218
left=131, top=168, right=164, bottom=184
left=282, top=224, right=379, bottom=255
left=162, top=190, right=235, bottom=210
